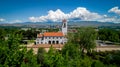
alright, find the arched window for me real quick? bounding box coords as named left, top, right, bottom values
left=56, top=41, right=59, bottom=44
left=52, top=41, right=55, bottom=44
left=48, top=41, right=51, bottom=44
left=63, top=23, right=66, bottom=28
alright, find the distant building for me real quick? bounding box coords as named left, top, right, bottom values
left=36, top=19, right=68, bottom=44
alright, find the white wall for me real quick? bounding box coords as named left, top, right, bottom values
left=36, top=36, right=66, bottom=44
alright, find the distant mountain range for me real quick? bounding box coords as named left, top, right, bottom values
left=14, top=21, right=120, bottom=26
left=0, top=21, right=120, bottom=28
left=68, top=21, right=119, bottom=27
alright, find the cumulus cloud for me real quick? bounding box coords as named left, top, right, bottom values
left=29, top=7, right=120, bottom=23
left=0, top=18, right=5, bottom=22
left=69, top=7, right=102, bottom=21
left=29, top=7, right=102, bottom=22
left=108, top=6, right=120, bottom=15
left=99, top=17, right=115, bottom=22
left=13, top=20, right=22, bottom=23
left=29, top=9, right=69, bottom=22
left=9, top=20, right=23, bottom=23
left=47, top=9, right=69, bottom=22
left=98, top=16, right=120, bottom=23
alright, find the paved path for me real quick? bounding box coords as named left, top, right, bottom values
left=27, top=44, right=120, bottom=54
left=96, top=45, right=120, bottom=51
left=27, top=44, right=64, bottom=48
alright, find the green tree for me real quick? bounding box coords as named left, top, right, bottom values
left=0, top=28, right=6, bottom=40
left=37, top=47, right=46, bottom=66
left=91, top=60, right=105, bottom=67
left=80, top=56, right=93, bottom=67
left=62, top=42, right=81, bottom=59
left=62, top=42, right=82, bottom=67
left=98, top=28, right=120, bottom=42
left=43, top=46, right=56, bottom=67
left=71, top=27, right=97, bottom=53
left=0, top=34, right=25, bottom=67
left=21, top=49, right=40, bottom=67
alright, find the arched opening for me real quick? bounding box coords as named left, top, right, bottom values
left=52, top=41, right=55, bottom=44
left=56, top=41, right=59, bottom=44
left=48, top=41, right=51, bottom=44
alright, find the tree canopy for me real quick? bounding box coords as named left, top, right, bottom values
left=0, top=27, right=120, bottom=67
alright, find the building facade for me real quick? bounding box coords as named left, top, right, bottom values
left=36, top=19, right=67, bottom=45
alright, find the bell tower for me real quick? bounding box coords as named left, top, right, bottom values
left=62, top=19, right=67, bottom=35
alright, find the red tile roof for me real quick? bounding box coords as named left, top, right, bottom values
left=43, top=32, right=64, bottom=37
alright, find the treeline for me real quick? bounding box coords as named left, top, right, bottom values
left=1, top=27, right=120, bottom=43
left=0, top=28, right=40, bottom=40
left=98, top=28, right=120, bottom=42
left=0, top=28, right=59, bottom=40
left=0, top=27, right=120, bottom=67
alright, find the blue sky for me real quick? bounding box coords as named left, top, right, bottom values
left=0, top=0, right=120, bottom=23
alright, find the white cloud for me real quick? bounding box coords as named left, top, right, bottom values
left=108, top=6, right=120, bottom=15
left=29, top=7, right=102, bottom=22
left=103, top=15, right=107, bottom=17
left=98, top=16, right=120, bottom=23
left=99, top=17, right=116, bottom=22
left=29, top=9, right=69, bottom=22
left=9, top=20, right=22, bottom=23
left=13, top=20, right=22, bottom=23
left=47, top=9, right=69, bottom=22
left=29, top=17, right=38, bottom=22
left=0, top=18, right=23, bottom=23
left=69, top=7, right=102, bottom=21
left=0, top=18, right=5, bottom=22
left=29, top=7, right=120, bottom=23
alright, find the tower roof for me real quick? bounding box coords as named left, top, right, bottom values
left=62, top=19, right=67, bottom=23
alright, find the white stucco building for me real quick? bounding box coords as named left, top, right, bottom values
left=36, top=19, right=68, bottom=45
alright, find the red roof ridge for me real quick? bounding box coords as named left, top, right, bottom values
left=37, top=32, right=64, bottom=37
left=44, top=32, right=64, bottom=37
